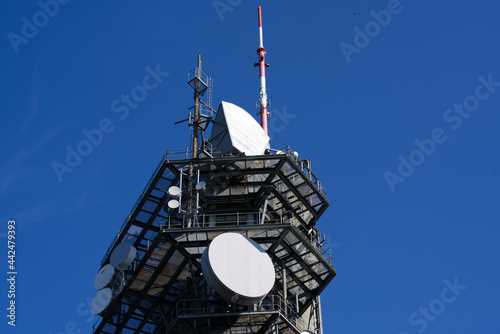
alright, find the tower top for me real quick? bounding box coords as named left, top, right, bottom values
left=255, top=6, right=270, bottom=134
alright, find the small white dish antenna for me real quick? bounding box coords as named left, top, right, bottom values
left=94, top=264, right=116, bottom=290
left=167, top=199, right=180, bottom=209
left=196, top=181, right=206, bottom=191
left=91, top=288, right=113, bottom=316
left=293, top=151, right=299, bottom=158
left=168, top=186, right=181, bottom=197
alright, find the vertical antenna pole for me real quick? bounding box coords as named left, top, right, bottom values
left=193, top=55, right=201, bottom=158
left=282, top=261, right=287, bottom=316
left=187, top=56, right=202, bottom=227
left=255, top=6, right=269, bottom=134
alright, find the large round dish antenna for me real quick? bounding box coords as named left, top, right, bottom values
left=91, top=288, right=113, bottom=316
left=201, top=232, right=275, bottom=305
left=94, top=264, right=116, bottom=290
left=110, top=242, right=136, bottom=270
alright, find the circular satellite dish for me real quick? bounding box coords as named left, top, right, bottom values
left=201, top=233, right=275, bottom=305
left=168, top=186, right=181, bottom=197
left=91, top=288, right=113, bottom=316
left=293, top=151, right=299, bottom=158
left=110, top=242, right=136, bottom=270
left=195, top=181, right=206, bottom=191
left=94, top=264, right=116, bottom=290
left=167, top=199, right=180, bottom=209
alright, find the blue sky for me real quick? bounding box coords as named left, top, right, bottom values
left=1, top=0, right=499, bottom=333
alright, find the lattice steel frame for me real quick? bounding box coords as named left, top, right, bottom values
left=93, top=151, right=335, bottom=334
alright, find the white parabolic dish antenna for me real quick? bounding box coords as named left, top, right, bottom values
left=110, top=242, right=136, bottom=270
left=168, top=186, right=181, bottom=197
left=167, top=199, right=180, bottom=209
left=196, top=181, right=206, bottom=191
left=209, top=101, right=270, bottom=156
left=91, top=288, right=113, bottom=316
left=201, top=232, right=275, bottom=305
left=94, top=264, right=116, bottom=290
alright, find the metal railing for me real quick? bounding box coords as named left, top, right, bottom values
left=163, top=210, right=284, bottom=229
left=161, top=210, right=334, bottom=265
left=164, top=148, right=193, bottom=160
left=163, top=293, right=313, bottom=333
left=273, top=146, right=327, bottom=196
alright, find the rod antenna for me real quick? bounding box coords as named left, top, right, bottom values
left=254, top=6, right=269, bottom=134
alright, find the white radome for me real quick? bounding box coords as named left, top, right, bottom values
left=209, top=101, right=270, bottom=156
left=110, top=242, right=136, bottom=270
left=201, top=232, right=275, bottom=305
left=94, top=264, right=116, bottom=290
left=168, top=186, right=181, bottom=197
left=196, top=181, right=206, bottom=191
left=167, top=199, right=180, bottom=209
left=91, top=288, right=113, bottom=316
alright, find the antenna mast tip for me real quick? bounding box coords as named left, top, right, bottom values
left=258, top=6, right=262, bottom=27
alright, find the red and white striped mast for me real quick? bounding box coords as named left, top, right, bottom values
left=255, top=6, right=269, bottom=134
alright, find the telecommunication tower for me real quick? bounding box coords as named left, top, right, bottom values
left=90, top=6, right=336, bottom=334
